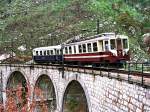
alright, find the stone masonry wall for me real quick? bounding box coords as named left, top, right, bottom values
left=0, top=65, right=150, bottom=112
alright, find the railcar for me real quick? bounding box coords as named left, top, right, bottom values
left=32, top=45, right=62, bottom=63
left=63, top=33, right=130, bottom=65
left=32, top=33, right=130, bottom=66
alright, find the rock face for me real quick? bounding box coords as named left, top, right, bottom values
left=143, top=33, right=150, bottom=53
left=143, top=33, right=150, bottom=46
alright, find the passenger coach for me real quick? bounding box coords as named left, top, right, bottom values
left=32, top=45, right=62, bottom=63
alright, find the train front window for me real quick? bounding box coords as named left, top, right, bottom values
left=82, top=44, right=86, bottom=53
left=110, top=39, right=116, bottom=50
left=123, top=39, right=128, bottom=49
left=87, top=43, right=92, bottom=52
left=93, top=42, right=98, bottom=52
left=116, top=39, right=122, bottom=50
left=79, top=45, right=82, bottom=53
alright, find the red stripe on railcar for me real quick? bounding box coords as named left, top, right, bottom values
left=64, top=51, right=128, bottom=63
left=64, top=52, right=113, bottom=57
left=64, top=52, right=118, bottom=63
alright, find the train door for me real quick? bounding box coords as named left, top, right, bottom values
left=98, top=40, right=104, bottom=52
left=116, top=39, right=123, bottom=56
left=104, top=40, right=109, bottom=51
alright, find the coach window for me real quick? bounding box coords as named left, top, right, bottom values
left=36, top=51, right=38, bottom=55
left=56, top=50, right=59, bottom=55
left=51, top=50, right=53, bottom=55
left=44, top=51, right=46, bottom=55
left=93, top=42, right=98, bottom=52
left=40, top=51, right=42, bottom=55
left=47, top=50, right=50, bottom=55
left=69, top=46, right=72, bottom=54
left=59, top=50, right=61, bottom=54
left=54, top=49, right=57, bottom=55
left=74, top=46, right=76, bottom=54
left=79, top=45, right=82, bottom=53
left=123, top=39, right=128, bottom=49
left=82, top=44, right=86, bottom=53
left=87, top=43, right=92, bottom=52
left=110, top=39, right=116, bottom=50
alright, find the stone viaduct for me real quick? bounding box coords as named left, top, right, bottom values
left=0, top=64, right=150, bottom=112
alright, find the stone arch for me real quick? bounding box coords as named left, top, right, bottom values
left=33, top=74, right=57, bottom=112
left=6, top=71, right=27, bottom=89
left=62, top=80, right=90, bottom=112
left=5, top=69, right=29, bottom=89
left=32, top=71, right=58, bottom=107
left=6, top=71, right=28, bottom=111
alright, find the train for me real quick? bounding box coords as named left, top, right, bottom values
left=32, top=33, right=130, bottom=66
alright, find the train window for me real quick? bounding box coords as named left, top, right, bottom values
left=110, top=39, right=116, bottom=50
left=44, top=51, right=46, bottom=55
left=93, top=42, right=98, bottom=52
left=82, top=44, right=86, bottom=53
left=40, top=51, right=42, bottom=55
left=123, top=39, right=128, bottom=49
left=51, top=50, right=53, bottom=55
left=36, top=51, right=38, bottom=55
left=87, top=43, right=92, bottom=52
left=79, top=45, right=82, bottom=53
left=54, top=49, right=56, bottom=55
left=74, top=46, right=76, bottom=54
left=56, top=50, right=59, bottom=55
left=65, top=47, right=68, bottom=54
left=47, top=50, right=50, bottom=55
left=69, top=46, right=72, bottom=54
left=59, top=49, right=62, bottom=55
left=105, top=41, right=109, bottom=51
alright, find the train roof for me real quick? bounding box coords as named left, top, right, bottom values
left=33, top=45, right=61, bottom=51
left=65, top=33, right=128, bottom=46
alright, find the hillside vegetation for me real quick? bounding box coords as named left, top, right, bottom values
left=0, top=0, right=149, bottom=61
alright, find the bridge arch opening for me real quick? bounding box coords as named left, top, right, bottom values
left=33, top=74, right=56, bottom=112
left=62, top=80, right=89, bottom=112
left=6, top=71, right=27, bottom=111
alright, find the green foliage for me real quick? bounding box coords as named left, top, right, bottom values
left=0, top=0, right=149, bottom=59
left=67, top=96, right=78, bottom=112
left=117, top=12, right=142, bottom=36
left=6, top=0, right=33, bottom=17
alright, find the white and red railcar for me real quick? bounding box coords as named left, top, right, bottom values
left=63, top=33, right=130, bottom=64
